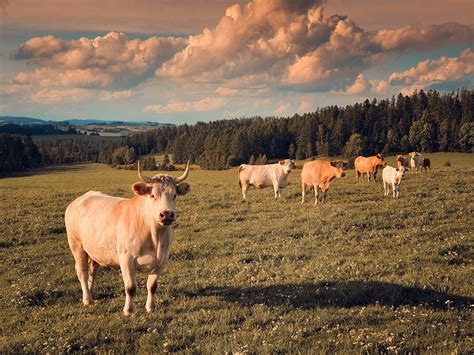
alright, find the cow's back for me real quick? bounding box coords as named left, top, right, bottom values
left=354, top=156, right=369, bottom=173
left=301, top=160, right=330, bottom=185
left=239, top=164, right=277, bottom=187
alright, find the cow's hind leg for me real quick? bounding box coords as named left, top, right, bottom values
left=88, top=259, right=98, bottom=298
left=119, top=255, right=137, bottom=316
left=69, top=242, right=92, bottom=305
left=301, top=183, right=307, bottom=204
left=313, top=184, right=319, bottom=205
left=241, top=182, right=249, bottom=200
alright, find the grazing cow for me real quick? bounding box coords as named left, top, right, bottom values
left=354, top=154, right=386, bottom=182
left=382, top=165, right=405, bottom=198
left=301, top=160, right=347, bottom=205
left=396, top=155, right=409, bottom=169
left=65, top=161, right=191, bottom=315
left=423, top=158, right=431, bottom=171
left=239, top=159, right=295, bottom=199
left=409, top=152, right=424, bottom=173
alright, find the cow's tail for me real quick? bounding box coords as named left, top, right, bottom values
left=238, top=164, right=245, bottom=188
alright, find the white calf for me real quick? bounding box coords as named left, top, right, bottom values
left=382, top=165, right=405, bottom=199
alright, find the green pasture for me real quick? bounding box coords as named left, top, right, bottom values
left=0, top=153, right=472, bottom=352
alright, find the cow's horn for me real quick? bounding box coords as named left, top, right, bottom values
left=175, top=160, right=190, bottom=183
left=137, top=160, right=154, bottom=183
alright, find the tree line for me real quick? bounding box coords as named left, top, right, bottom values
left=125, top=89, right=473, bottom=169
left=1, top=89, right=472, bottom=172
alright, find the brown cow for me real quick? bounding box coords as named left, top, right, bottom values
left=301, top=160, right=347, bottom=205
left=65, top=162, right=191, bottom=315
left=354, top=154, right=385, bottom=182
left=396, top=155, right=409, bottom=169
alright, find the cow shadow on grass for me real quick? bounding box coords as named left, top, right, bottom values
left=181, top=281, right=473, bottom=310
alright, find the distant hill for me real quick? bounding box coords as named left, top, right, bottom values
left=0, top=116, right=168, bottom=127
left=0, top=116, right=49, bottom=125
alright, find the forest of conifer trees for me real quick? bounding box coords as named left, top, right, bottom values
left=1, top=89, right=472, bottom=172
left=125, top=89, right=473, bottom=169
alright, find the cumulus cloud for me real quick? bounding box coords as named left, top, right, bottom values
left=13, top=32, right=187, bottom=90
left=0, top=85, right=26, bottom=96
left=389, top=48, right=474, bottom=87
left=31, top=88, right=91, bottom=104
left=274, top=102, right=291, bottom=115
left=99, top=90, right=135, bottom=101
left=216, top=86, right=239, bottom=96
left=144, top=97, right=227, bottom=113
left=298, top=99, right=313, bottom=111
left=339, top=74, right=390, bottom=95
left=156, top=0, right=473, bottom=91
left=373, top=23, right=474, bottom=51
left=8, top=0, right=474, bottom=107
left=370, top=79, right=390, bottom=94
left=345, top=74, right=369, bottom=95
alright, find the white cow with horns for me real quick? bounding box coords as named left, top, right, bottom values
left=65, top=161, right=191, bottom=315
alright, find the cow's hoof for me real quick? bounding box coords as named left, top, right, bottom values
left=146, top=307, right=156, bottom=313
left=83, top=298, right=92, bottom=306
left=123, top=307, right=135, bottom=316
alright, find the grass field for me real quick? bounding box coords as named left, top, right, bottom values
left=0, top=153, right=473, bottom=353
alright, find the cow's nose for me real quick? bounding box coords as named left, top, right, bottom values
left=159, top=210, right=175, bottom=222
left=341, top=172, right=346, bottom=177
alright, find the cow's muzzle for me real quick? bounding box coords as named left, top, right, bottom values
left=159, top=210, right=175, bottom=225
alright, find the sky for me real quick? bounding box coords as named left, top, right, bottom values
left=0, top=0, right=473, bottom=124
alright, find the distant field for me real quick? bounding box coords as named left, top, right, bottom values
left=0, top=153, right=473, bottom=352
left=31, top=134, right=123, bottom=142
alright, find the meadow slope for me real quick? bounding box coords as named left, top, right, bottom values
left=0, top=153, right=473, bottom=353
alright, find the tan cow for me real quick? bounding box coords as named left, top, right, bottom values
left=354, top=154, right=385, bottom=182
left=396, top=155, right=409, bottom=169
left=65, top=162, right=191, bottom=315
left=409, top=152, right=424, bottom=173
left=301, top=160, right=347, bottom=205
left=238, top=159, right=295, bottom=199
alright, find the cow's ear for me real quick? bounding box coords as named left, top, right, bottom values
left=279, top=160, right=284, bottom=165
left=330, top=161, right=338, bottom=167
left=132, top=182, right=151, bottom=195
left=176, top=182, right=191, bottom=196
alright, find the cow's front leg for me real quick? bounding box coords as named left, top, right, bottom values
left=146, top=274, right=159, bottom=313
left=321, top=189, right=327, bottom=203
left=273, top=183, right=280, bottom=198
left=119, top=255, right=137, bottom=316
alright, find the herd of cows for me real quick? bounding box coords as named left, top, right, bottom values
left=65, top=152, right=430, bottom=315
left=239, top=151, right=430, bottom=203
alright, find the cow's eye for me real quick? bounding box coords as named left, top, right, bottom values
left=173, top=194, right=177, bottom=200
left=151, top=194, right=155, bottom=198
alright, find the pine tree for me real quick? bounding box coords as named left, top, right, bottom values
left=344, top=133, right=365, bottom=157
left=248, top=154, right=256, bottom=165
